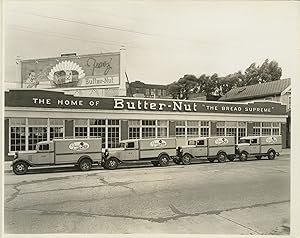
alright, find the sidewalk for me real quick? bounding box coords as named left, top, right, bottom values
left=2, top=148, right=290, bottom=173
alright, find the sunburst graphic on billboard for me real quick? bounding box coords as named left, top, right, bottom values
left=48, top=60, right=85, bottom=88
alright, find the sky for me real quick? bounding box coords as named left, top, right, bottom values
left=3, top=0, right=300, bottom=87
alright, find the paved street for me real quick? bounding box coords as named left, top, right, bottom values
left=4, top=152, right=290, bottom=234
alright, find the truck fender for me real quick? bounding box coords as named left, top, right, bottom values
left=12, top=159, right=32, bottom=167
left=158, top=152, right=170, bottom=160
left=217, top=150, right=227, bottom=157
left=77, top=155, right=93, bottom=165
left=183, top=152, right=194, bottom=159
left=267, top=148, right=276, bottom=154
left=106, top=156, right=123, bottom=164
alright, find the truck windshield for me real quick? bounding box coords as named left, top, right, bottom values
left=119, top=143, right=126, bottom=148
left=188, top=140, right=196, bottom=145
left=239, top=139, right=250, bottom=144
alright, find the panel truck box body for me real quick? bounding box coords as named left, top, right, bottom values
left=175, top=136, right=236, bottom=165
left=11, top=138, right=102, bottom=175
left=236, top=135, right=282, bottom=161
left=102, top=138, right=177, bottom=170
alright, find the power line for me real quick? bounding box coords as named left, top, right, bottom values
left=7, top=24, right=126, bottom=47
left=17, top=12, right=160, bottom=37
left=7, top=26, right=117, bottom=51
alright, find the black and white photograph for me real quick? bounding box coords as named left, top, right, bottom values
left=1, top=0, right=299, bottom=237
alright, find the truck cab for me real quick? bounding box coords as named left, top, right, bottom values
left=175, top=136, right=236, bottom=164
left=236, top=135, right=282, bottom=161
left=102, top=138, right=177, bottom=170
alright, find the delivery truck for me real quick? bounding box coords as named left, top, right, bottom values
left=236, top=135, right=282, bottom=161
left=174, top=136, right=236, bottom=164
left=11, top=138, right=102, bottom=175
left=102, top=138, right=177, bottom=170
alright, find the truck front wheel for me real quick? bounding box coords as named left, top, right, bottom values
left=239, top=152, right=248, bottom=162
left=13, top=161, right=28, bottom=175
left=158, top=154, right=170, bottom=167
left=217, top=152, right=227, bottom=163
left=79, top=158, right=92, bottom=171
left=181, top=154, right=192, bottom=165
left=268, top=150, right=276, bottom=160
left=105, top=158, right=119, bottom=170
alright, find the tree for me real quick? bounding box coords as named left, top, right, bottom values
left=244, top=59, right=282, bottom=85
left=167, top=59, right=282, bottom=99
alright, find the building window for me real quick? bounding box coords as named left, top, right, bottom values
left=262, top=122, right=272, bottom=136
left=216, top=121, right=225, bottom=136
left=108, top=120, right=120, bottom=148
left=150, top=88, right=155, bottom=96
left=142, top=127, right=156, bottom=138
left=162, top=89, right=167, bottom=96
left=128, top=120, right=140, bottom=139
left=157, top=120, right=168, bottom=138
left=272, top=122, right=280, bottom=135
left=10, top=127, right=26, bottom=151
left=175, top=121, right=186, bottom=137
left=90, top=119, right=106, bottom=148
left=142, top=120, right=156, bottom=138
left=146, top=89, right=150, bottom=96
left=50, top=119, right=64, bottom=140
left=28, top=118, right=48, bottom=150
left=200, top=121, right=210, bottom=137
left=108, top=127, right=119, bottom=148
left=157, top=89, right=162, bottom=96
left=9, top=118, right=26, bottom=152
left=253, top=122, right=261, bottom=136
left=74, top=119, right=88, bottom=138
left=187, top=121, right=199, bottom=137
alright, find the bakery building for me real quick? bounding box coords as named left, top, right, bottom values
left=4, top=89, right=287, bottom=160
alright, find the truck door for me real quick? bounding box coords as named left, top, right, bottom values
left=32, top=143, right=55, bottom=165
left=249, top=138, right=260, bottom=154
left=196, top=139, right=207, bottom=157
left=121, top=141, right=139, bottom=161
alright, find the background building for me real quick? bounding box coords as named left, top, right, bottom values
left=126, top=80, right=169, bottom=98
left=219, top=78, right=291, bottom=147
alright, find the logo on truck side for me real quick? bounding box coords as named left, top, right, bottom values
left=215, top=137, right=229, bottom=145
left=266, top=136, right=277, bottom=143
left=69, top=141, right=90, bottom=151
left=150, top=139, right=167, bottom=148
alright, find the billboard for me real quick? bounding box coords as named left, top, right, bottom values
left=21, top=52, right=120, bottom=89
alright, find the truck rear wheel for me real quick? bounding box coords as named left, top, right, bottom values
left=79, top=158, right=92, bottom=171
left=13, top=161, right=28, bottom=175
left=105, top=158, right=119, bottom=170
left=268, top=150, right=276, bottom=160
left=181, top=154, right=192, bottom=165
left=158, top=154, right=169, bottom=167
left=239, top=152, right=248, bottom=162
left=217, top=152, right=227, bottom=163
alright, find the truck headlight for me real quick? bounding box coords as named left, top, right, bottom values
left=14, top=152, right=19, bottom=159
left=104, top=149, right=109, bottom=157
